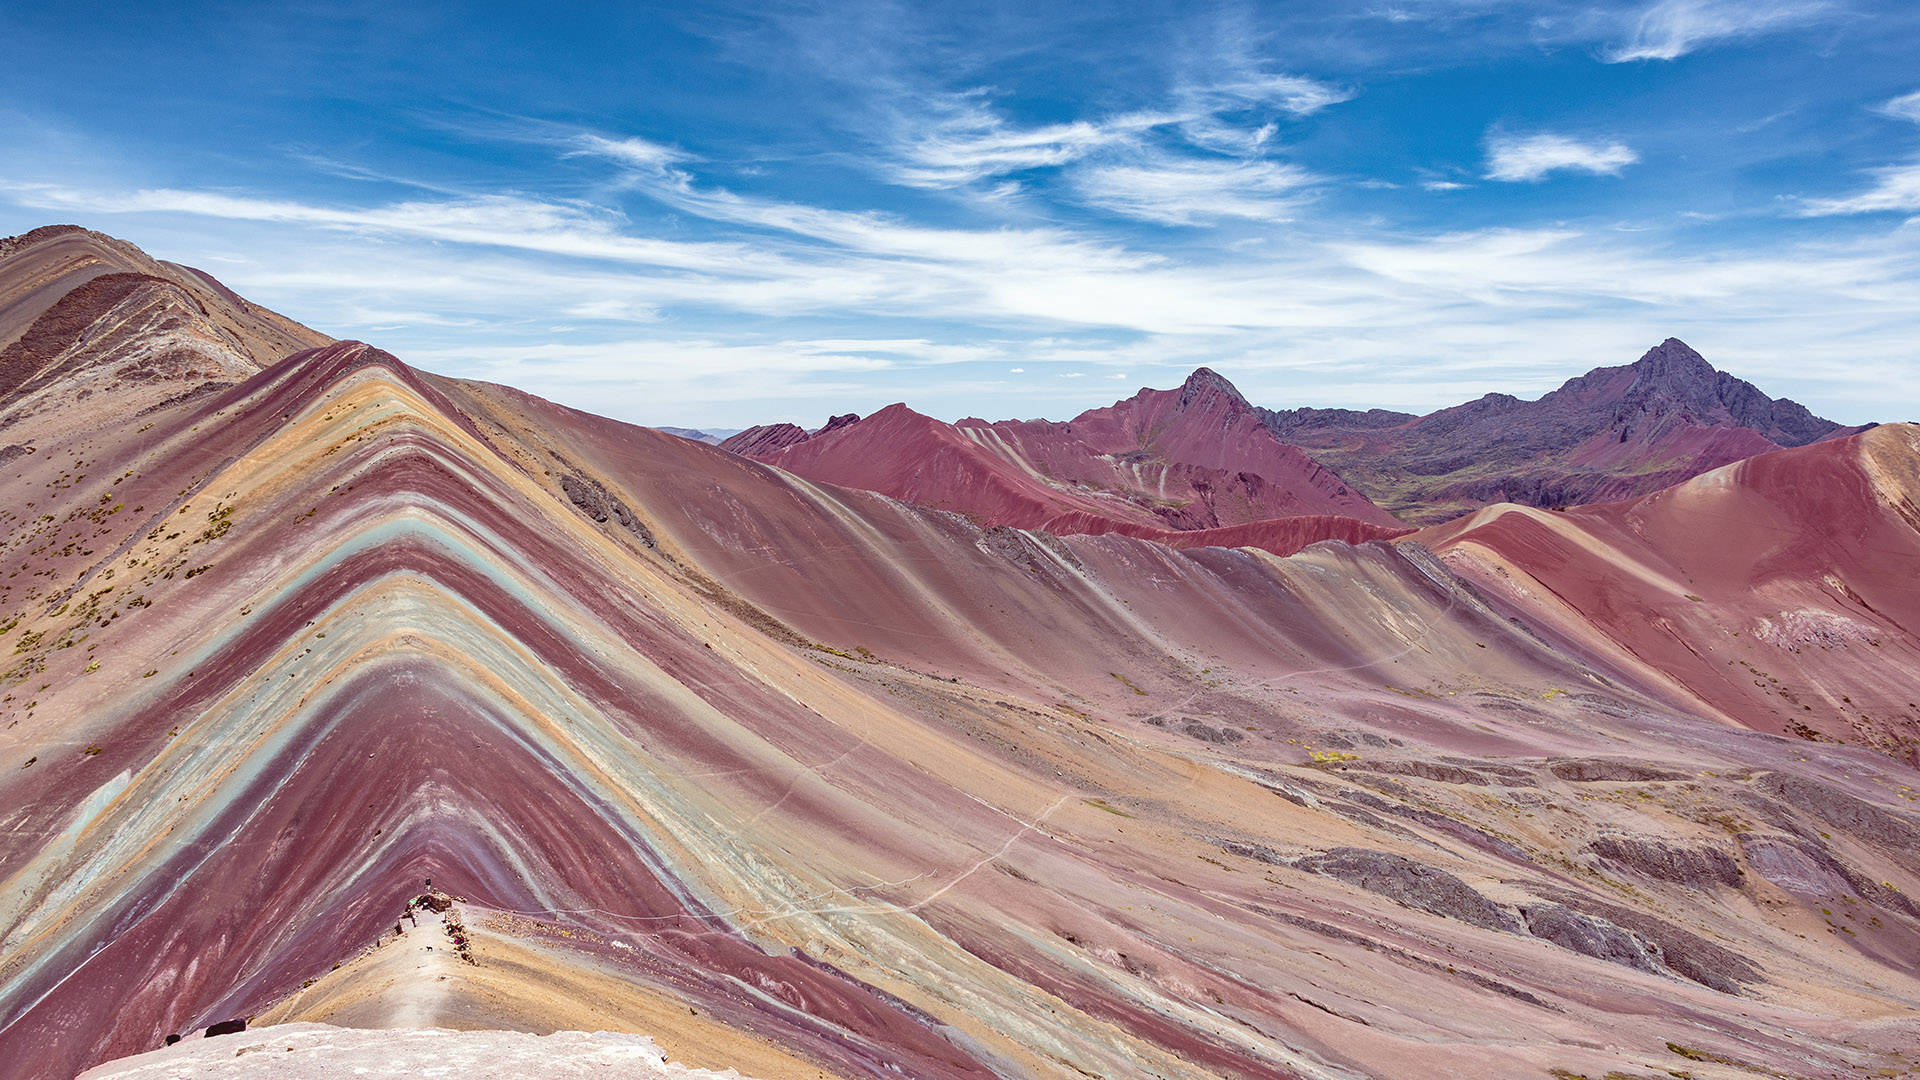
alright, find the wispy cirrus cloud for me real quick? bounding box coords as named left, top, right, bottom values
left=1180, top=70, right=1354, bottom=120
left=870, top=62, right=1348, bottom=192
left=1799, top=161, right=1920, bottom=216
left=1483, top=132, right=1639, bottom=181
left=1878, top=89, right=1920, bottom=124
left=1797, top=90, right=1920, bottom=216
left=565, top=133, right=696, bottom=174
left=4, top=182, right=791, bottom=274
left=1599, top=0, right=1835, bottom=62
left=1072, top=156, right=1317, bottom=225
left=881, top=95, right=1174, bottom=189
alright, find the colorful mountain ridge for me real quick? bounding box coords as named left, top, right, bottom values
left=1, top=227, right=1917, bottom=1080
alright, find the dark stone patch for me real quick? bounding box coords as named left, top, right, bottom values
left=205, top=1018, right=246, bottom=1038
left=1548, top=759, right=1689, bottom=783
left=1354, top=760, right=1494, bottom=786
left=1587, top=835, right=1742, bottom=888
left=1208, top=837, right=1287, bottom=866
left=560, top=473, right=657, bottom=548
left=1533, top=886, right=1761, bottom=993
left=1180, top=721, right=1244, bottom=744
left=1293, top=847, right=1520, bottom=933
left=1356, top=757, right=1536, bottom=787
left=1521, top=903, right=1664, bottom=974
left=1756, top=773, right=1920, bottom=866
left=1739, top=834, right=1920, bottom=919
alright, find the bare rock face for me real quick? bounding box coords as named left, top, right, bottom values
left=559, top=474, right=656, bottom=548
left=1520, top=904, right=1665, bottom=974
left=1740, top=836, right=1856, bottom=896
left=1757, top=773, right=1920, bottom=863
left=1532, top=888, right=1762, bottom=994
left=1739, top=834, right=1920, bottom=920
left=718, top=422, right=811, bottom=456
left=1293, top=848, right=1521, bottom=933
left=1586, top=835, right=1743, bottom=888
left=1547, top=759, right=1689, bottom=783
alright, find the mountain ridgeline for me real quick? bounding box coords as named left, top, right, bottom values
left=724, top=338, right=1866, bottom=532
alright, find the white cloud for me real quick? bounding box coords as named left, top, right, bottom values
left=1600, top=0, right=1832, bottom=63
left=885, top=97, right=1172, bottom=189
left=1073, top=157, right=1316, bottom=225
left=1189, top=72, right=1354, bottom=118
left=1484, top=132, right=1639, bottom=182
left=4, top=182, right=785, bottom=275
left=1796, top=91, right=1920, bottom=216
left=1879, top=90, right=1920, bottom=125
left=1798, top=162, right=1920, bottom=216
left=873, top=64, right=1347, bottom=191
left=566, top=133, right=694, bottom=174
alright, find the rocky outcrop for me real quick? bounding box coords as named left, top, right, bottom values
left=1756, top=774, right=1920, bottom=861
left=1293, top=848, right=1520, bottom=933
left=1520, top=903, right=1665, bottom=974
left=719, top=422, right=811, bottom=456
left=1586, top=836, right=1742, bottom=888
left=1532, top=889, right=1762, bottom=993
left=559, top=474, right=656, bottom=548
left=1547, top=759, right=1689, bottom=783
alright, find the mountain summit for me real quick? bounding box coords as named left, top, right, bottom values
left=723, top=368, right=1406, bottom=553
left=1263, top=338, right=1865, bottom=524
left=1611, top=338, right=1843, bottom=447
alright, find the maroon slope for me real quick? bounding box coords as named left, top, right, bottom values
left=729, top=368, right=1404, bottom=556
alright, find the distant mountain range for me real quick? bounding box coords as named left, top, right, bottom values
left=653, top=426, right=741, bottom=445
left=722, top=338, right=1869, bottom=536
left=1263, top=338, right=1867, bottom=524
left=723, top=368, right=1406, bottom=556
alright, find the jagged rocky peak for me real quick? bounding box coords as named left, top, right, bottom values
left=718, top=422, right=809, bottom=456
left=1629, top=337, right=1717, bottom=384
left=1178, top=366, right=1251, bottom=410
left=1621, top=337, right=1841, bottom=446
left=815, top=411, right=860, bottom=436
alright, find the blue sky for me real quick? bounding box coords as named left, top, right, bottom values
left=1, top=1, right=1916, bottom=428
